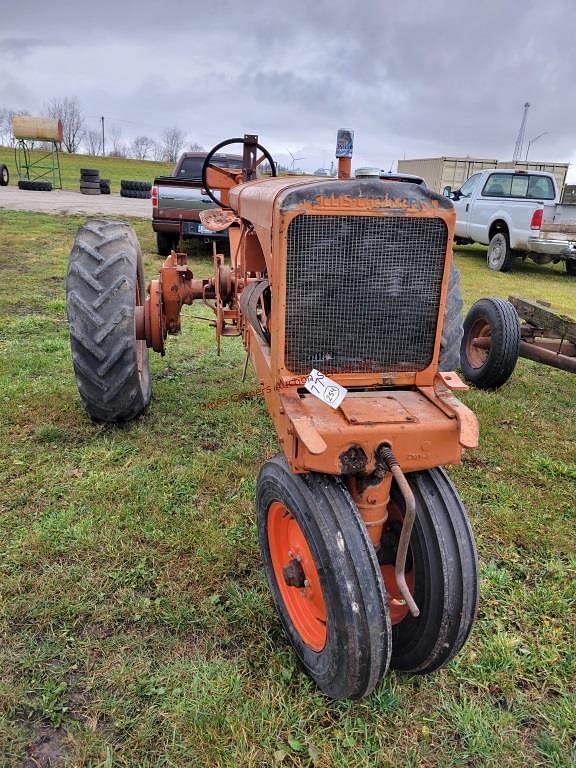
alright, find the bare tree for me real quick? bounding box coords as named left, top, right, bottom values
left=46, top=97, right=84, bottom=153
left=152, top=141, right=166, bottom=162
left=0, top=108, right=29, bottom=146
left=0, top=108, right=14, bottom=146
left=108, top=123, right=126, bottom=157
left=188, top=141, right=204, bottom=152
left=130, top=135, right=156, bottom=160
left=85, top=129, right=102, bottom=156
left=161, top=127, right=186, bottom=162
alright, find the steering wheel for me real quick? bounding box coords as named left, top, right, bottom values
left=201, top=136, right=277, bottom=209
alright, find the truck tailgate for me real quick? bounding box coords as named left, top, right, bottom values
left=157, top=185, right=218, bottom=212
left=541, top=203, right=576, bottom=237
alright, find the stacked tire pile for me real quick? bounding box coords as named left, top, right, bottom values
left=80, top=168, right=101, bottom=195
left=100, top=179, right=111, bottom=195
left=120, top=180, right=151, bottom=199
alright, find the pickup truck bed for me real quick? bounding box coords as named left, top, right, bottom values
left=152, top=152, right=240, bottom=256
left=451, top=168, right=576, bottom=276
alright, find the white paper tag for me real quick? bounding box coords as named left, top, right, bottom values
left=304, top=369, right=348, bottom=410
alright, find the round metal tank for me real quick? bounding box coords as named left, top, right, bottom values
left=12, top=116, right=64, bottom=142
left=354, top=167, right=382, bottom=178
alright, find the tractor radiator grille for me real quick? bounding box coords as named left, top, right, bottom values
left=285, top=214, right=448, bottom=375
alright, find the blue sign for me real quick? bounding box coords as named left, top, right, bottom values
left=336, top=129, right=354, bottom=158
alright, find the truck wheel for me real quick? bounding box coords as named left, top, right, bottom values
left=566, top=260, right=576, bottom=276
left=156, top=231, right=177, bottom=257
left=257, top=455, right=391, bottom=700
left=487, top=231, right=513, bottom=272
left=460, top=297, right=520, bottom=389
left=67, top=219, right=151, bottom=422
left=438, top=260, right=463, bottom=371
left=0, top=164, right=9, bottom=186
left=383, top=468, right=479, bottom=673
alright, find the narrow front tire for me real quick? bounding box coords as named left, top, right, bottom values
left=257, top=455, right=391, bottom=700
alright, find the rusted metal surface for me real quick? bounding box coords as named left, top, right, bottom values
left=519, top=340, right=576, bottom=372
left=282, top=558, right=306, bottom=588
left=199, top=208, right=239, bottom=231
left=347, top=471, right=392, bottom=546
left=12, top=116, right=63, bottom=142
left=139, top=132, right=479, bottom=572
left=339, top=445, right=368, bottom=474
left=388, top=463, right=419, bottom=618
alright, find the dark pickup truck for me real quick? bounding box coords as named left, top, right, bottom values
left=152, top=151, right=241, bottom=255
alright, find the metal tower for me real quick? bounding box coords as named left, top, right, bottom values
left=512, top=102, right=530, bottom=162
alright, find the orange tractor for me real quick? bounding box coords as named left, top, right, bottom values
left=67, top=132, right=479, bottom=699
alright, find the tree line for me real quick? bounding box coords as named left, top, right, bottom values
left=0, top=97, right=202, bottom=162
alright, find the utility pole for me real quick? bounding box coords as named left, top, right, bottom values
left=512, top=102, right=530, bottom=162
left=101, top=116, right=105, bottom=156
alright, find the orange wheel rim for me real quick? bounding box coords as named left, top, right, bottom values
left=268, top=501, right=327, bottom=652
left=380, top=500, right=415, bottom=625
left=135, top=279, right=145, bottom=377
left=466, top=318, right=491, bottom=369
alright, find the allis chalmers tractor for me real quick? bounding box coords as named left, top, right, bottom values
left=66, top=132, right=480, bottom=700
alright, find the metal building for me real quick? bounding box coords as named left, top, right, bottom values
left=397, top=156, right=569, bottom=195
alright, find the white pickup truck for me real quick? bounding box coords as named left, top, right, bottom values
left=449, top=168, right=576, bottom=276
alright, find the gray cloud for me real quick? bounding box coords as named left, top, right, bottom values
left=1, top=0, right=574, bottom=177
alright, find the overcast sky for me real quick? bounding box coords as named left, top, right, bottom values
left=1, top=0, right=575, bottom=179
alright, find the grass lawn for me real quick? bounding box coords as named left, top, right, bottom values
left=0, top=210, right=574, bottom=767
left=0, top=147, right=173, bottom=194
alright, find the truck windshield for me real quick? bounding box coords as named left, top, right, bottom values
left=482, top=173, right=555, bottom=200
left=177, top=155, right=241, bottom=179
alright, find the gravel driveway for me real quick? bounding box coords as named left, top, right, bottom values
left=0, top=187, right=151, bottom=218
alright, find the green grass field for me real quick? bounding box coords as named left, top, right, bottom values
left=0, top=147, right=172, bottom=194
left=0, top=210, right=574, bottom=767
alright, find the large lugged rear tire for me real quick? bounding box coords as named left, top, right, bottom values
left=66, top=219, right=151, bottom=422
left=460, top=297, right=520, bottom=389
left=257, top=455, right=391, bottom=700
left=386, top=468, right=479, bottom=673
left=438, top=259, right=464, bottom=371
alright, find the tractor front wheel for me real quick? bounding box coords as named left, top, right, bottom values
left=257, top=455, right=391, bottom=700
left=383, top=468, right=479, bottom=673
left=67, top=219, right=151, bottom=422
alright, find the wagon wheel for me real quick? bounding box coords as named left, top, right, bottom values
left=201, top=136, right=277, bottom=209
left=257, top=455, right=391, bottom=700
left=67, top=219, right=151, bottom=422
left=381, top=468, right=479, bottom=673
left=460, top=297, right=521, bottom=389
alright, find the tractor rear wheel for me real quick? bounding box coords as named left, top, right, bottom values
left=67, top=219, right=151, bottom=422
left=257, top=455, right=391, bottom=699
left=438, top=260, right=464, bottom=371
left=381, top=468, right=479, bottom=673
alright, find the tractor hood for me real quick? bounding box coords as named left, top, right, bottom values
left=228, top=176, right=453, bottom=233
